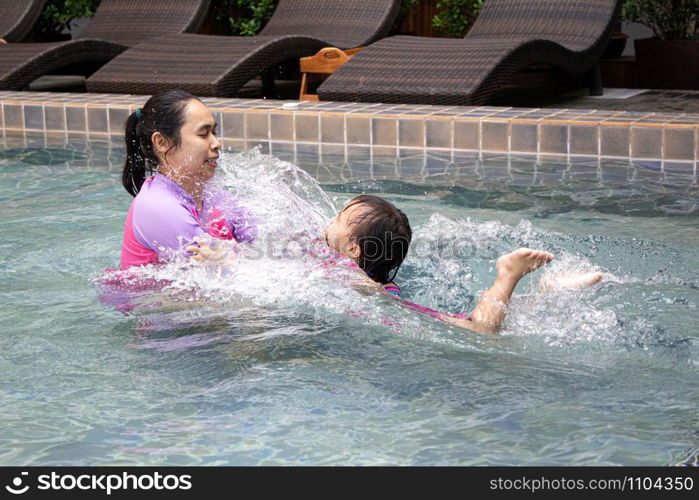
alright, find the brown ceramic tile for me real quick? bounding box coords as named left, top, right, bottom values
left=269, top=112, right=293, bottom=141
left=663, top=161, right=694, bottom=175
left=344, top=161, right=372, bottom=180
left=540, top=124, right=568, bottom=155
left=538, top=154, right=569, bottom=164
left=4, top=129, right=25, bottom=140
left=481, top=120, right=508, bottom=152
left=44, top=105, right=66, bottom=131
left=630, top=127, right=662, bottom=158
left=372, top=146, right=398, bottom=159
left=87, top=106, right=108, bottom=134
left=221, top=111, right=245, bottom=139
left=220, top=139, right=247, bottom=152
left=295, top=142, right=320, bottom=159
left=320, top=114, right=344, bottom=144
left=664, top=128, right=695, bottom=161
left=372, top=117, right=397, bottom=146
left=372, top=149, right=398, bottom=178
left=510, top=123, right=538, bottom=153
left=44, top=131, right=67, bottom=146
left=425, top=119, right=452, bottom=149
left=453, top=120, right=479, bottom=150
left=211, top=111, right=222, bottom=132
left=569, top=125, right=599, bottom=156
left=294, top=113, right=319, bottom=142
left=65, top=105, right=87, bottom=132
left=320, top=144, right=345, bottom=163
left=245, top=111, right=269, bottom=140
left=108, top=107, right=129, bottom=135
left=67, top=131, right=88, bottom=141
left=269, top=141, right=296, bottom=160
left=346, top=115, right=370, bottom=145
left=398, top=118, right=424, bottom=148
left=3, top=104, right=23, bottom=129
left=347, top=145, right=371, bottom=163
left=23, top=105, right=44, bottom=131
left=600, top=127, right=630, bottom=157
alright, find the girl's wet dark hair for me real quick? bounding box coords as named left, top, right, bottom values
left=345, top=195, right=412, bottom=284
left=122, top=89, right=199, bottom=196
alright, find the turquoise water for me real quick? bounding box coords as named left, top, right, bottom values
left=0, top=135, right=697, bottom=465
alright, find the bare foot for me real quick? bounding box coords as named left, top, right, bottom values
left=540, top=271, right=604, bottom=292
left=496, top=248, right=555, bottom=283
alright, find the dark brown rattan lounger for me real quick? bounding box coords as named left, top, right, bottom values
left=0, top=0, right=210, bottom=90
left=0, top=0, right=46, bottom=43
left=86, top=0, right=401, bottom=97
left=318, top=0, right=622, bottom=105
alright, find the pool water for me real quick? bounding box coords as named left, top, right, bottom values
left=0, top=136, right=697, bottom=466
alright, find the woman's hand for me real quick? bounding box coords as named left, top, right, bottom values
left=186, top=241, right=231, bottom=264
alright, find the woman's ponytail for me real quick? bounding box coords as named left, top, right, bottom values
left=120, top=89, right=198, bottom=197
left=122, top=111, right=150, bottom=197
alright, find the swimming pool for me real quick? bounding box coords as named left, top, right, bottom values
left=1, top=134, right=697, bottom=465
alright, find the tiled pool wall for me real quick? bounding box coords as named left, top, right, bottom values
left=1, top=91, right=698, bottom=180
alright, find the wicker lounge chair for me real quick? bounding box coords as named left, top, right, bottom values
left=0, top=1, right=46, bottom=43
left=317, top=0, right=622, bottom=105
left=86, top=0, right=401, bottom=96
left=0, top=0, right=210, bottom=90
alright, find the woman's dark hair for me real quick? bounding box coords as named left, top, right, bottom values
left=122, top=89, right=199, bottom=196
left=345, top=195, right=412, bottom=284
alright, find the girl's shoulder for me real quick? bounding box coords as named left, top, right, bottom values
left=383, top=281, right=401, bottom=297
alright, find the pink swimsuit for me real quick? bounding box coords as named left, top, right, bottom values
left=120, top=174, right=256, bottom=269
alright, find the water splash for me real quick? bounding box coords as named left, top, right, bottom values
left=100, top=148, right=690, bottom=352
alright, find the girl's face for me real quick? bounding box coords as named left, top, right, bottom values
left=324, top=200, right=369, bottom=259
left=156, top=99, right=221, bottom=186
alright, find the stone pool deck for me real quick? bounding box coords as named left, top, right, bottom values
left=1, top=90, right=697, bottom=174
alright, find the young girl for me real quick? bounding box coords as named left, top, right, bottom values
left=190, top=195, right=603, bottom=334
left=119, top=89, right=256, bottom=270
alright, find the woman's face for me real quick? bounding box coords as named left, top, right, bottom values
left=156, top=99, right=221, bottom=186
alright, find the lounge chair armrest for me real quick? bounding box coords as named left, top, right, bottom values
left=299, top=46, right=364, bottom=100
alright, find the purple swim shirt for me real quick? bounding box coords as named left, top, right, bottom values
left=120, top=174, right=256, bottom=269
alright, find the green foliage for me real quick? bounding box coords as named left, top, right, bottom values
left=213, top=0, right=484, bottom=38
left=622, top=0, right=698, bottom=41
left=40, top=0, right=100, bottom=37
left=398, top=0, right=422, bottom=21
left=214, top=0, right=278, bottom=36
left=34, top=0, right=487, bottom=40
left=432, top=0, right=483, bottom=37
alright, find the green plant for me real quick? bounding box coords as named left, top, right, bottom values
left=622, top=0, right=698, bottom=41
left=432, top=0, right=483, bottom=37
left=39, top=0, right=100, bottom=39
left=212, top=0, right=277, bottom=36
left=398, top=0, right=422, bottom=22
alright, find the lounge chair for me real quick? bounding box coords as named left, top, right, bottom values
left=317, top=0, right=622, bottom=105
left=0, top=0, right=210, bottom=90
left=86, top=0, right=401, bottom=97
left=0, top=0, right=46, bottom=43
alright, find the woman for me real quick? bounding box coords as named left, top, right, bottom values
left=119, top=90, right=255, bottom=270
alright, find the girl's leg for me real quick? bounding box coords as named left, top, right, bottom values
left=444, top=248, right=554, bottom=334
left=539, top=271, right=604, bottom=292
